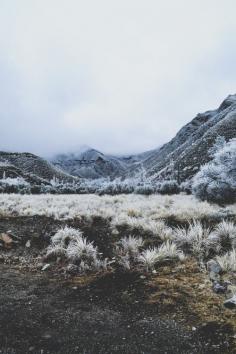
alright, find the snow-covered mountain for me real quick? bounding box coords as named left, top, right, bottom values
left=51, top=148, right=130, bottom=179
left=141, top=94, right=236, bottom=182
left=0, top=152, right=75, bottom=184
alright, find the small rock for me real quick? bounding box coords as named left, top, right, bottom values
left=41, top=263, right=51, bottom=271
left=25, top=240, right=31, bottom=248
left=213, top=281, right=227, bottom=294
left=0, top=233, right=13, bottom=249
left=140, top=275, right=146, bottom=279
left=192, top=327, right=197, bottom=331
left=207, top=260, right=222, bottom=274
left=224, top=295, right=236, bottom=309
left=209, top=271, right=220, bottom=282
left=227, top=285, right=236, bottom=296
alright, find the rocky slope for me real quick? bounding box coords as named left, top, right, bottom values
left=132, top=94, right=236, bottom=182
left=0, top=152, right=75, bottom=184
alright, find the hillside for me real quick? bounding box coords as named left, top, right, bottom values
left=51, top=148, right=130, bottom=179
left=0, top=152, right=75, bottom=183
left=132, top=94, right=236, bottom=182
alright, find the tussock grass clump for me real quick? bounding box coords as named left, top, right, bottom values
left=212, top=220, right=236, bottom=251
left=216, top=249, right=236, bottom=272
left=138, top=241, right=185, bottom=271
left=46, top=227, right=108, bottom=272
left=114, top=236, right=144, bottom=270
left=173, top=221, right=217, bottom=259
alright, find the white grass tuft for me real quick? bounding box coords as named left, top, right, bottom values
left=173, top=221, right=215, bottom=258
left=115, top=236, right=144, bottom=270
left=212, top=220, right=236, bottom=250
left=138, top=241, right=185, bottom=271
left=216, top=249, right=236, bottom=272
left=46, top=227, right=108, bottom=272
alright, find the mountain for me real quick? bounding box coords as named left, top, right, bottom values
left=126, top=94, right=236, bottom=182
left=50, top=95, right=236, bottom=182
left=51, top=148, right=131, bottom=179
left=1, top=94, right=235, bottom=186
left=0, top=152, right=75, bottom=184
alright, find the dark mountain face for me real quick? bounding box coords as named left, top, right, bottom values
left=138, top=94, right=236, bottom=182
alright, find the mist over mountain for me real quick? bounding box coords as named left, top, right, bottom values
left=50, top=94, right=236, bottom=181
left=0, top=94, right=235, bottom=185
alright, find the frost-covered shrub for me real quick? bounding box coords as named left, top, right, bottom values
left=46, top=227, right=108, bottom=272
left=40, top=184, right=57, bottom=194
left=114, top=236, right=144, bottom=270
left=173, top=221, right=216, bottom=258
left=97, top=178, right=136, bottom=195
left=193, top=138, right=236, bottom=204
left=157, top=180, right=180, bottom=195
left=180, top=180, right=192, bottom=195
left=216, top=249, right=236, bottom=272
left=212, top=220, right=236, bottom=251
left=30, top=185, right=42, bottom=194
left=138, top=241, right=184, bottom=271
left=0, top=177, right=31, bottom=194
left=138, top=247, right=159, bottom=271
left=134, top=183, right=156, bottom=195
left=149, top=220, right=174, bottom=241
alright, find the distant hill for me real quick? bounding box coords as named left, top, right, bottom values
left=0, top=152, right=75, bottom=184
left=51, top=148, right=130, bottom=179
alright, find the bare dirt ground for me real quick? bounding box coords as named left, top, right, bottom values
left=0, top=216, right=236, bottom=354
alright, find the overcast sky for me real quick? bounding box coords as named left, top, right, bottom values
left=0, top=0, right=236, bottom=157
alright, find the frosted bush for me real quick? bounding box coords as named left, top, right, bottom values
left=157, top=240, right=185, bottom=261
left=157, top=180, right=180, bottom=195
left=46, top=227, right=108, bottom=272
left=193, top=138, right=236, bottom=204
left=51, top=227, right=83, bottom=247
left=180, top=180, right=192, bottom=194
left=119, top=236, right=144, bottom=253
left=212, top=220, right=236, bottom=251
left=138, top=247, right=160, bottom=271
left=149, top=220, right=174, bottom=241
left=138, top=241, right=184, bottom=271
left=216, top=249, right=236, bottom=272
left=115, top=236, right=144, bottom=270
left=134, top=183, right=156, bottom=195
left=173, top=221, right=216, bottom=258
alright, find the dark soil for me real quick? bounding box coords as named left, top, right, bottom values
left=0, top=265, right=234, bottom=354
left=0, top=216, right=236, bottom=354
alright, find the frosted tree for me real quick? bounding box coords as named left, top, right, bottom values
left=192, top=138, right=236, bottom=204
left=209, top=135, right=226, bottom=157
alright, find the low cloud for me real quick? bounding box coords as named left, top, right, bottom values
left=0, top=0, right=236, bottom=157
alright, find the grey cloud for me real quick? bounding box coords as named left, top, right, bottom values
left=0, top=0, right=236, bottom=157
